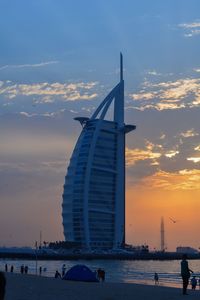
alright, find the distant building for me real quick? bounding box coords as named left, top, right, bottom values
left=62, top=54, right=136, bottom=249
left=176, top=246, right=199, bottom=254
left=160, top=217, right=165, bottom=252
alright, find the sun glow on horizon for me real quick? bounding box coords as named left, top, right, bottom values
left=126, top=179, right=200, bottom=251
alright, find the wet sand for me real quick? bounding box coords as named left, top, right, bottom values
left=4, top=272, right=200, bottom=300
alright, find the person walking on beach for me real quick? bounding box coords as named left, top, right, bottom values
left=181, top=254, right=193, bottom=295
left=0, top=272, right=6, bottom=300
left=154, top=272, right=159, bottom=285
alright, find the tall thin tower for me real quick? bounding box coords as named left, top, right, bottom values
left=160, top=217, right=165, bottom=252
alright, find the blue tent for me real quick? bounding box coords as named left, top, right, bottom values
left=63, top=264, right=98, bottom=282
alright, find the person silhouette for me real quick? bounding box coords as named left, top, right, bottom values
left=62, top=264, right=66, bottom=277
left=54, top=270, right=61, bottom=278
left=20, top=265, right=24, bottom=274
left=154, top=272, right=159, bottom=285
left=191, top=276, right=197, bottom=290
left=39, top=266, right=42, bottom=276
left=181, top=254, right=193, bottom=295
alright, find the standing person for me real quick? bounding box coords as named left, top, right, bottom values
left=101, top=269, right=105, bottom=282
left=20, top=265, right=24, bottom=274
left=0, top=272, right=6, bottom=300
left=191, top=276, right=197, bottom=290
left=97, top=268, right=105, bottom=282
left=39, top=266, right=42, bottom=276
left=154, top=272, right=159, bottom=285
left=24, top=266, right=28, bottom=274
left=62, top=264, right=66, bottom=277
left=4, top=265, right=7, bottom=273
left=10, top=265, right=14, bottom=273
left=97, top=268, right=101, bottom=281
left=97, top=268, right=104, bottom=281
left=181, top=254, right=193, bottom=295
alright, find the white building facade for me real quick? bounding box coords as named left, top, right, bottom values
left=62, top=54, right=136, bottom=249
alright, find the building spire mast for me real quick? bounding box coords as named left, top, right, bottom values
left=120, top=52, right=123, bottom=81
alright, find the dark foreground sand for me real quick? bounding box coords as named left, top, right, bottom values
left=4, top=273, right=200, bottom=300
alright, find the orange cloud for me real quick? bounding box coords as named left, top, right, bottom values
left=126, top=146, right=161, bottom=166
left=130, top=92, right=156, bottom=101
left=159, top=79, right=199, bottom=99
left=194, top=145, right=200, bottom=151
left=187, top=157, right=200, bottom=163
left=128, top=77, right=200, bottom=110
left=180, top=129, right=199, bottom=138
left=126, top=142, right=180, bottom=166
left=165, top=150, right=179, bottom=158
left=0, top=81, right=98, bottom=101
left=137, top=169, right=200, bottom=191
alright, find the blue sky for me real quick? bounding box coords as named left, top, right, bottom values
left=0, top=0, right=200, bottom=250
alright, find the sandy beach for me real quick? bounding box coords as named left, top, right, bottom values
left=3, top=272, right=200, bottom=300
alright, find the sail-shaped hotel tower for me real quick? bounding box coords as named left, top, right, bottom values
left=62, top=54, right=136, bottom=249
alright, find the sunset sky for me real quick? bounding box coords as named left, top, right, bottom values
left=0, top=0, right=200, bottom=251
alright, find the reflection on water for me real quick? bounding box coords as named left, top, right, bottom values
left=1, top=259, right=200, bottom=288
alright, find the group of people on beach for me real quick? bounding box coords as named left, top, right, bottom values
left=54, top=264, right=106, bottom=282
left=4, top=264, right=14, bottom=273
left=154, top=254, right=200, bottom=295
left=181, top=254, right=197, bottom=295
left=2, top=255, right=199, bottom=298
left=54, top=263, right=67, bottom=278
left=6, top=263, right=29, bottom=275
left=4, top=262, right=106, bottom=282
left=4, top=263, right=46, bottom=277
left=20, top=265, right=29, bottom=274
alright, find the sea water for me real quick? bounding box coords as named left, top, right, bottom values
left=1, top=259, right=200, bottom=288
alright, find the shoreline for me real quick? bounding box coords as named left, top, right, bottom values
left=1, top=251, right=200, bottom=260
left=0, top=259, right=193, bottom=289
left=2, top=270, right=182, bottom=290
left=4, top=272, right=200, bottom=300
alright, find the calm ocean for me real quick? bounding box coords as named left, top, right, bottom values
left=1, top=259, right=200, bottom=288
